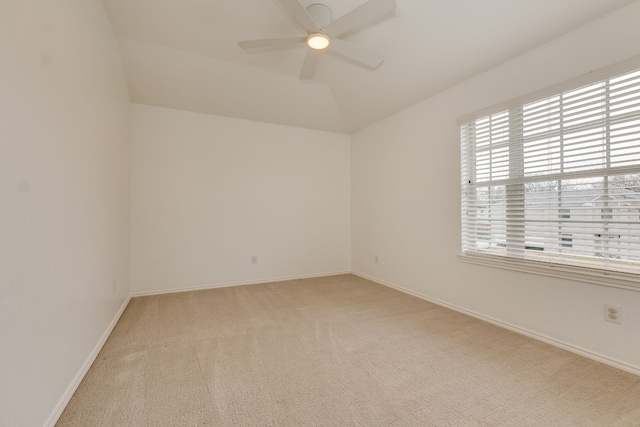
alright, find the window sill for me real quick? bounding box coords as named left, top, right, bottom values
left=458, top=253, right=640, bottom=292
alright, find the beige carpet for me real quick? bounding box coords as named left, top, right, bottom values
left=57, top=274, right=640, bottom=426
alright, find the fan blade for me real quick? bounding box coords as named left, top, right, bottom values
left=300, top=49, right=321, bottom=80
left=238, top=37, right=306, bottom=50
left=278, top=0, right=319, bottom=34
left=329, top=39, right=384, bottom=69
left=324, top=0, right=396, bottom=38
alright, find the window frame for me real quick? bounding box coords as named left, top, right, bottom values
left=458, top=56, right=640, bottom=292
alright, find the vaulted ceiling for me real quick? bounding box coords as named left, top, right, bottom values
left=102, top=0, right=637, bottom=133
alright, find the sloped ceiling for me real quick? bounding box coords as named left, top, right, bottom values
left=103, top=0, right=637, bottom=133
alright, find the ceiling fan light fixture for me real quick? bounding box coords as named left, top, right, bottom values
left=307, top=33, right=330, bottom=50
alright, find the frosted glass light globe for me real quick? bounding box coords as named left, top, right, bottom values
left=307, top=33, right=330, bottom=50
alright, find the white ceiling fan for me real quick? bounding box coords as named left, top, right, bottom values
left=238, top=0, right=397, bottom=80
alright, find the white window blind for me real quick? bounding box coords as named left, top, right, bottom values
left=461, top=68, right=640, bottom=276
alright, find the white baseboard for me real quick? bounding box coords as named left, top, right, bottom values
left=352, top=271, right=640, bottom=378
left=130, top=271, right=352, bottom=297
left=45, top=295, right=131, bottom=427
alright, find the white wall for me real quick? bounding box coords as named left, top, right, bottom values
left=352, top=1, right=640, bottom=371
left=131, top=104, right=350, bottom=293
left=0, top=1, right=130, bottom=426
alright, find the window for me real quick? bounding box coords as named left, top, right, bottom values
left=601, top=208, right=613, bottom=220
left=461, top=65, right=640, bottom=283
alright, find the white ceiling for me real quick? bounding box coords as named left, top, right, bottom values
left=103, top=0, right=636, bottom=134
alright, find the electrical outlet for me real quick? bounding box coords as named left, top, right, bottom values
left=251, top=255, right=258, bottom=265
left=375, top=255, right=379, bottom=264
left=604, top=303, right=622, bottom=324
left=112, top=280, right=117, bottom=293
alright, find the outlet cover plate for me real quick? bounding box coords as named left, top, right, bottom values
left=604, top=303, right=622, bottom=324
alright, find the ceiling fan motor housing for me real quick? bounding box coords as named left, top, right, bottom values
left=307, top=3, right=332, bottom=29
